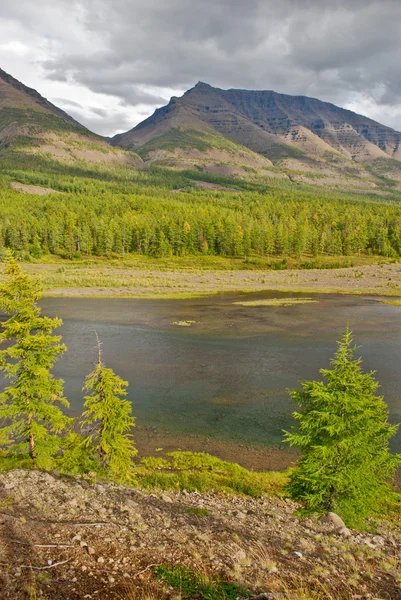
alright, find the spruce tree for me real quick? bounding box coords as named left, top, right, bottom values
left=0, top=251, right=71, bottom=469
left=285, top=328, right=401, bottom=527
left=81, top=339, right=137, bottom=482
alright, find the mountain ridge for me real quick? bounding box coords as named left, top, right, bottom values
left=112, top=81, right=401, bottom=166
left=0, top=67, right=143, bottom=170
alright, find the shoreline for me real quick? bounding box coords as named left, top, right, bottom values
left=32, top=261, right=401, bottom=299
left=2, top=256, right=401, bottom=300
left=134, top=428, right=297, bottom=472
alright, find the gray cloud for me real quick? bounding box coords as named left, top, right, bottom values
left=52, top=97, right=84, bottom=108
left=2, top=0, right=401, bottom=134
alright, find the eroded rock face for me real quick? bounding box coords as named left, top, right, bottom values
left=113, top=81, right=401, bottom=165
left=0, top=469, right=400, bottom=599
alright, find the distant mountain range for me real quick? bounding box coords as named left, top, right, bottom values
left=2, top=68, right=401, bottom=191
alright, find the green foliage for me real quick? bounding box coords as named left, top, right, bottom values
left=185, top=507, right=210, bottom=517
left=153, top=565, right=249, bottom=599
left=80, top=354, right=137, bottom=482
left=0, top=251, right=71, bottom=469
left=137, top=451, right=288, bottom=497
left=56, top=432, right=98, bottom=475
left=2, top=148, right=401, bottom=261
left=136, top=128, right=213, bottom=158
left=0, top=108, right=86, bottom=136
left=284, top=328, right=401, bottom=528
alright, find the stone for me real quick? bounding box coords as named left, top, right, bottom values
left=97, top=557, right=105, bottom=563
left=320, top=512, right=346, bottom=529
left=338, top=526, right=352, bottom=537
left=161, top=493, right=173, bottom=503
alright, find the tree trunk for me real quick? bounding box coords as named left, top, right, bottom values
left=29, top=433, right=37, bottom=468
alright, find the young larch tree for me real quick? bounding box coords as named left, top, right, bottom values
left=81, top=338, right=137, bottom=482
left=285, top=328, right=401, bottom=527
left=0, top=251, right=71, bottom=469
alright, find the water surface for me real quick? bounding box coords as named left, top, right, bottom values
left=32, top=291, right=401, bottom=466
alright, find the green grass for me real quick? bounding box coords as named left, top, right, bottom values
left=0, top=107, right=86, bottom=136
left=153, top=565, right=249, bottom=599
left=137, top=451, right=289, bottom=497
left=185, top=507, right=210, bottom=517
left=135, top=127, right=263, bottom=161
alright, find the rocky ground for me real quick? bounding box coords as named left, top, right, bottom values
left=0, top=470, right=400, bottom=599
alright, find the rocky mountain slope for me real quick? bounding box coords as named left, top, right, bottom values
left=4, top=66, right=401, bottom=193
left=1, top=470, right=400, bottom=599
left=112, top=83, right=401, bottom=190
left=0, top=68, right=143, bottom=170
left=113, top=82, right=401, bottom=164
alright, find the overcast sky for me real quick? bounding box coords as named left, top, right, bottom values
left=1, top=0, right=401, bottom=136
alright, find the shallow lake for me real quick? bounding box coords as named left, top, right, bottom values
left=26, top=291, right=401, bottom=469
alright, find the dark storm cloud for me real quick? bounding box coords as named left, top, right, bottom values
left=2, top=0, right=401, bottom=133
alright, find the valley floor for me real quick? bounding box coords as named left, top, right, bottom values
left=12, top=257, right=401, bottom=299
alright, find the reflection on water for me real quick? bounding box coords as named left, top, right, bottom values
left=20, top=290, right=401, bottom=459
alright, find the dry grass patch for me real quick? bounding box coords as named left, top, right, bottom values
left=233, top=298, right=318, bottom=307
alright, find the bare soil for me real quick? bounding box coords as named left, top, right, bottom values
left=11, top=182, right=58, bottom=195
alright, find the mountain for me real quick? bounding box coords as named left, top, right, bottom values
left=111, top=82, right=401, bottom=188
left=0, top=68, right=143, bottom=170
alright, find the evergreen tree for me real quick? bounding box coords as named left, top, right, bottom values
left=284, top=328, right=401, bottom=527
left=81, top=339, right=137, bottom=482
left=0, top=251, right=71, bottom=469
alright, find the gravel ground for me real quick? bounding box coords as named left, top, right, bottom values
left=0, top=470, right=400, bottom=599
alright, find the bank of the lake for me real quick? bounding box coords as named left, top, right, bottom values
left=6, top=256, right=401, bottom=299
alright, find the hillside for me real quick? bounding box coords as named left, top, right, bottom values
left=1, top=469, right=400, bottom=599
left=0, top=68, right=143, bottom=171
left=112, top=95, right=275, bottom=176
left=112, top=83, right=401, bottom=192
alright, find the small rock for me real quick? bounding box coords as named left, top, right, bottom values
left=338, top=526, right=352, bottom=537
left=108, top=576, right=115, bottom=584
left=161, top=493, right=173, bottom=503
left=235, top=550, right=247, bottom=561
left=319, top=512, right=346, bottom=529
left=87, top=547, right=96, bottom=556
left=97, top=557, right=105, bottom=563
left=293, top=551, right=303, bottom=559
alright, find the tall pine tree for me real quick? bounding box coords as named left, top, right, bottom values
left=0, top=251, right=71, bottom=469
left=285, top=328, right=401, bottom=527
left=81, top=338, right=137, bottom=482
